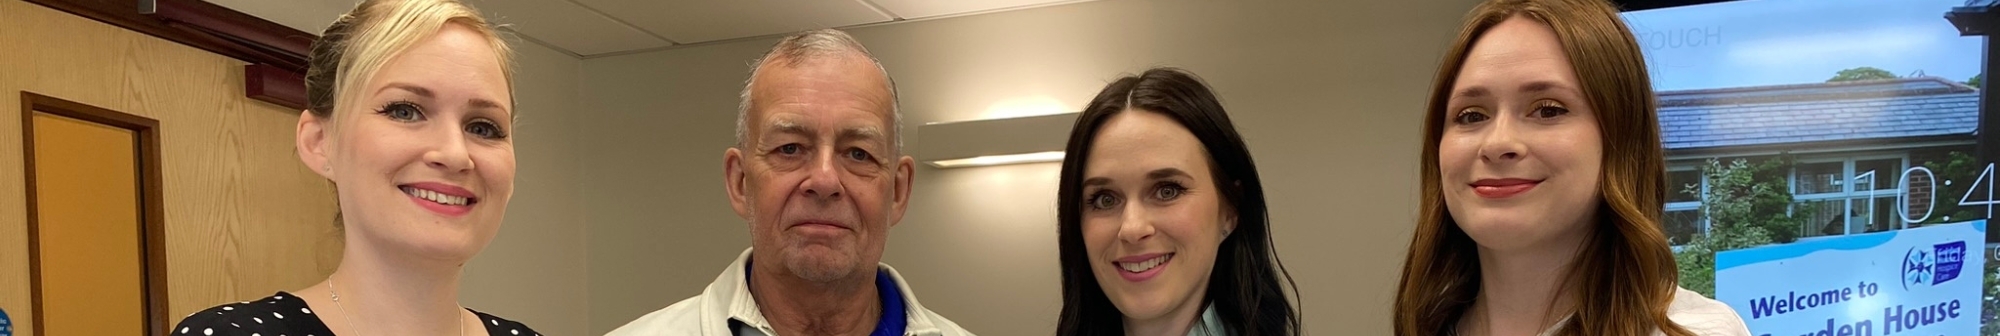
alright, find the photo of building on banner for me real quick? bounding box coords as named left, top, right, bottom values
left=1620, top=0, right=2000, bottom=334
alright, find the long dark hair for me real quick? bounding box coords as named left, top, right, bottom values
left=1055, top=68, right=1300, bottom=335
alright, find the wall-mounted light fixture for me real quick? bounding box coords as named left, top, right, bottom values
left=916, top=113, right=1078, bottom=168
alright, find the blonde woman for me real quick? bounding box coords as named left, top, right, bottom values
left=170, top=0, right=535, bottom=335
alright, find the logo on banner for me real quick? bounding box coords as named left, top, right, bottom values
left=1903, top=241, right=1969, bottom=290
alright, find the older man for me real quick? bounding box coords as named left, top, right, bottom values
left=606, top=29, right=972, bottom=336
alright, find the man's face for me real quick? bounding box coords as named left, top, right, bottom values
left=725, top=54, right=914, bottom=283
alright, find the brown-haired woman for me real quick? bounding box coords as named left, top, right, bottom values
left=1393, top=0, right=1750, bottom=335
left=170, top=0, right=537, bottom=335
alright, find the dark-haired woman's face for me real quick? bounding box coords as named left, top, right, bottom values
left=1439, top=17, right=1603, bottom=253
left=1079, top=110, right=1236, bottom=327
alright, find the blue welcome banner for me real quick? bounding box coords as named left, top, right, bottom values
left=1717, top=220, right=1987, bottom=335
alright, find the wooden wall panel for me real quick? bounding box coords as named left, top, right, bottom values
left=0, top=0, right=339, bottom=334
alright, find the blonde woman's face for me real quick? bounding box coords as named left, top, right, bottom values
left=302, top=23, right=515, bottom=263
left=1438, top=16, right=1603, bottom=253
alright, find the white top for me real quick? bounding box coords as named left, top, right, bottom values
left=1536, top=287, right=1751, bottom=336
left=605, top=248, right=975, bottom=336
left=1189, top=305, right=1225, bottom=336
left=1659, top=287, right=1752, bottom=335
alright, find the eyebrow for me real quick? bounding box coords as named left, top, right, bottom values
left=467, top=98, right=508, bottom=113
left=838, top=126, right=885, bottom=145
left=381, top=83, right=434, bottom=97
left=1080, top=168, right=1194, bottom=188
left=765, top=118, right=813, bottom=139
left=1451, top=87, right=1489, bottom=100
left=1520, top=80, right=1574, bottom=95
left=379, top=82, right=509, bottom=113
left=1146, top=168, right=1192, bottom=181
left=1449, top=80, right=1577, bottom=100
left=1082, top=177, right=1112, bottom=188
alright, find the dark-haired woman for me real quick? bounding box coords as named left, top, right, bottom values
left=1055, top=67, right=1300, bottom=336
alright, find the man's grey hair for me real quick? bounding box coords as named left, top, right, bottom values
left=735, top=29, right=902, bottom=154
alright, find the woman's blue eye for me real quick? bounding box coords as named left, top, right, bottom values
left=378, top=102, right=426, bottom=122
left=466, top=120, right=506, bottom=139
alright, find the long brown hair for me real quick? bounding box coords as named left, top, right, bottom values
left=1392, top=0, right=1690, bottom=335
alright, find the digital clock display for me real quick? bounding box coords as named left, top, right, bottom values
left=1622, top=0, right=1996, bottom=334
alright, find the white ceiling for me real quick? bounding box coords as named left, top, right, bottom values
left=205, top=0, right=1099, bottom=57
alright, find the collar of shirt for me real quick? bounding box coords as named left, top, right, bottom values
left=712, top=248, right=950, bottom=336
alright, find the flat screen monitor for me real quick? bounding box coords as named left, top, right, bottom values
left=1623, top=0, right=1993, bottom=334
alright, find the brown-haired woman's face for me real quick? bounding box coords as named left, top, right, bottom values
left=1439, top=16, right=1603, bottom=253
left=1079, top=110, right=1236, bottom=326
left=300, top=23, right=515, bottom=262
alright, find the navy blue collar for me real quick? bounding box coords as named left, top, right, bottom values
left=871, top=269, right=908, bottom=336
left=743, top=260, right=907, bottom=336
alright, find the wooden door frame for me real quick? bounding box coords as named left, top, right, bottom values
left=19, top=91, right=169, bottom=336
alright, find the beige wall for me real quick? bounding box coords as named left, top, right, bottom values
left=4, top=0, right=1482, bottom=333
left=0, top=1, right=337, bottom=334
left=0, top=1, right=591, bottom=335
left=579, top=32, right=763, bottom=333
left=461, top=36, right=591, bottom=336
left=578, top=0, right=1479, bottom=334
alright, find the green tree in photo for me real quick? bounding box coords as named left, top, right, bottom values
left=1969, top=73, right=1983, bottom=89
left=1984, top=265, right=2000, bottom=335
left=1919, top=151, right=2000, bottom=334
left=1674, top=156, right=1817, bottom=297
left=1828, top=66, right=1898, bottom=82
left=1920, top=151, right=1985, bottom=226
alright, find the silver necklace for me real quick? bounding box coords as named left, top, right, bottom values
left=329, top=277, right=468, bottom=336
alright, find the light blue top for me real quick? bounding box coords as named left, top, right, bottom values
left=1188, top=306, right=1226, bottom=336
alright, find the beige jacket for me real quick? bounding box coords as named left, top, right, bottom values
left=606, top=248, right=975, bottom=336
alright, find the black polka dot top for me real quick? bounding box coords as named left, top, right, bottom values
left=170, top=292, right=540, bottom=336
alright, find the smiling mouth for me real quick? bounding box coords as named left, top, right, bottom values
left=1470, top=179, right=1541, bottom=198
left=400, top=186, right=476, bottom=206
left=1117, top=254, right=1173, bottom=273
